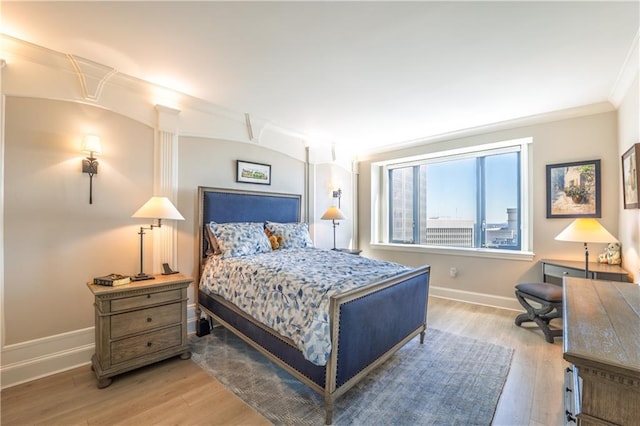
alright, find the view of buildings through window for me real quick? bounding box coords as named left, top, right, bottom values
left=389, top=150, right=521, bottom=250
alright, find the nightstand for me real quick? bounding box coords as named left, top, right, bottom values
left=86, top=274, right=192, bottom=388
left=334, top=248, right=362, bottom=255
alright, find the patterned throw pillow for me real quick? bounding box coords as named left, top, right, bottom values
left=209, top=222, right=272, bottom=258
left=265, top=221, right=314, bottom=249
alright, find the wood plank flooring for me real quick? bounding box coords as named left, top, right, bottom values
left=1, top=297, right=565, bottom=425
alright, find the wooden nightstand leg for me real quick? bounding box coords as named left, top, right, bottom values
left=96, top=377, right=112, bottom=389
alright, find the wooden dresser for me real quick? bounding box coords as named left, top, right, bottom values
left=563, top=277, right=640, bottom=425
left=87, top=274, right=192, bottom=388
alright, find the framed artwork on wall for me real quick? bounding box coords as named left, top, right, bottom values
left=546, top=159, right=601, bottom=218
left=236, top=160, right=271, bottom=185
left=622, top=143, right=639, bottom=209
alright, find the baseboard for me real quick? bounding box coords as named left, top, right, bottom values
left=0, top=304, right=199, bottom=389
left=1, top=294, right=518, bottom=389
left=429, top=285, right=523, bottom=312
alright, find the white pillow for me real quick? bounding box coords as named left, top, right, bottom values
left=265, top=222, right=314, bottom=249
left=209, top=222, right=272, bottom=258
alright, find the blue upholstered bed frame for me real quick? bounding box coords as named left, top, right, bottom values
left=196, top=187, right=431, bottom=424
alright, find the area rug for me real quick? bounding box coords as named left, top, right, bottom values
left=190, top=327, right=513, bottom=425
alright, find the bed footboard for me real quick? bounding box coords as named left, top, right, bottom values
left=324, top=264, right=430, bottom=424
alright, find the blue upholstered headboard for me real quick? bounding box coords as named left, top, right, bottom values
left=198, top=186, right=302, bottom=260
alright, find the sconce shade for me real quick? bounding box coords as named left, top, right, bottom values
left=321, top=206, right=346, bottom=221
left=132, top=196, right=185, bottom=220
left=555, top=218, right=617, bottom=243
left=82, top=135, right=102, bottom=156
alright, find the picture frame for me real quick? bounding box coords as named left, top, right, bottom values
left=546, top=159, right=601, bottom=218
left=236, top=160, right=271, bottom=185
left=622, top=143, right=639, bottom=209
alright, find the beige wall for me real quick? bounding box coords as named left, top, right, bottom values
left=618, top=74, right=640, bottom=283
left=175, top=136, right=307, bottom=305
left=4, top=97, right=154, bottom=344
left=358, top=111, right=622, bottom=301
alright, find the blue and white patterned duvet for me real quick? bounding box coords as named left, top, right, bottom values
left=199, top=248, right=410, bottom=366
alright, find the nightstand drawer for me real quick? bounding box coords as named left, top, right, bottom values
left=111, top=303, right=181, bottom=338
left=111, top=289, right=181, bottom=312
left=111, top=325, right=182, bottom=364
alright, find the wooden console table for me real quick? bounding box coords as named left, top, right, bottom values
left=541, top=259, right=630, bottom=285
left=563, top=277, right=640, bottom=425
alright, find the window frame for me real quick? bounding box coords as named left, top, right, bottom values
left=371, top=138, right=534, bottom=260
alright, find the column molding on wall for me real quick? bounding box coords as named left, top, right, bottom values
left=153, top=105, right=181, bottom=274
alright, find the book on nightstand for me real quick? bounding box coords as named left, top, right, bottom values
left=93, top=273, right=131, bottom=286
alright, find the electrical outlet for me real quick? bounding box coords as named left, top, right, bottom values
left=449, top=267, right=458, bottom=278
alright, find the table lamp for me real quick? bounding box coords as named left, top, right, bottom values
left=131, top=196, right=184, bottom=281
left=554, top=218, right=617, bottom=278
left=321, top=205, right=346, bottom=250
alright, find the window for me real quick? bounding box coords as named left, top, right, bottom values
left=378, top=138, right=531, bottom=254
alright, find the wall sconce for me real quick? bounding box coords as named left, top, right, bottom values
left=131, top=196, right=185, bottom=281
left=332, top=188, right=342, bottom=208
left=81, top=135, right=102, bottom=204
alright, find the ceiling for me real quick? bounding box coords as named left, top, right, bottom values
left=3, top=1, right=639, bottom=154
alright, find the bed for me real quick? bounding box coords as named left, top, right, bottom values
left=195, top=186, right=431, bottom=424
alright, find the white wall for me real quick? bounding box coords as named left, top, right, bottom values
left=618, top=74, right=640, bottom=283
left=0, top=36, right=344, bottom=388
left=358, top=110, right=622, bottom=307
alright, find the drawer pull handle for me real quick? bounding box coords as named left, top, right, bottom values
left=147, top=294, right=151, bottom=299
left=147, top=317, right=152, bottom=322
left=147, top=342, right=152, bottom=347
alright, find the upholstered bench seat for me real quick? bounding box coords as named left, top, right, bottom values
left=515, top=282, right=563, bottom=343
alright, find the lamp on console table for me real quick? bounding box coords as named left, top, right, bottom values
left=554, top=218, right=617, bottom=278
left=131, top=196, right=184, bottom=281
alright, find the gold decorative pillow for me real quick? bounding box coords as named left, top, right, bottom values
left=264, top=227, right=284, bottom=250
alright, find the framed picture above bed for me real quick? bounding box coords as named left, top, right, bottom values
left=546, top=159, right=601, bottom=218
left=237, top=160, right=271, bottom=185
left=622, top=143, right=639, bottom=209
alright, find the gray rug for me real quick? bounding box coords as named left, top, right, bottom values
left=190, top=327, right=513, bottom=425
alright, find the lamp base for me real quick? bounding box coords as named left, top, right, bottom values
left=131, top=273, right=155, bottom=282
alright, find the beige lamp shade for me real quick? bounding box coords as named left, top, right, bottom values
left=321, top=206, right=346, bottom=221
left=82, top=134, right=102, bottom=156
left=555, top=218, right=617, bottom=243
left=132, top=196, right=185, bottom=220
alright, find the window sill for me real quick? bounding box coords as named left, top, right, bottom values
left=369, top=242, right=535, bottom=261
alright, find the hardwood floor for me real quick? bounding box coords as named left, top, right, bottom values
left=1, top=296, right=564, bottom=425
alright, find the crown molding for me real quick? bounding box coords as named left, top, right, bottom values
left=609, top=28, right=639, bottom=107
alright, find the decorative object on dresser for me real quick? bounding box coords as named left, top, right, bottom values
left=622, top=142, right=639, bottom=209
left=81, top=134, right=102, bottom=205
left=563, top=277, right=640, bottom=425
left=93, top=273, right=130, bottom=286
left=546, top=159, right=601, bottom=218
left=86, top=274, right=192, bottom=389
left=554, top=218, right=617, bottom=278
left=131, top=196, right=184, bottom=281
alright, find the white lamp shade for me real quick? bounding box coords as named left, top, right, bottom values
left=132, top=196, right=185, bottom=220
left=555, top=218, right=617, bottom=243
left=321, top=206, right=346, bottom=221
left=82, top=135, right=102, bottom=155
